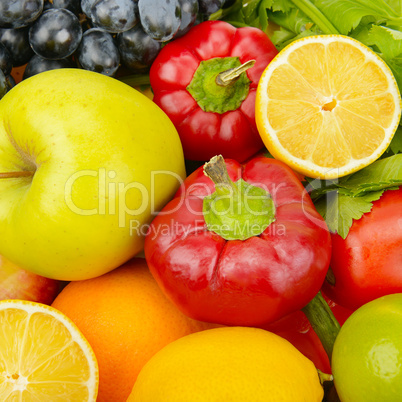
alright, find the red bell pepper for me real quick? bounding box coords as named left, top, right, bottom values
left=261, top=294, right=353, bottom=373
left=144, top=155, right=332, bottom=326
left=149, top=20, right=278, bottom=162
left=322, top=187, right=402, bottom=310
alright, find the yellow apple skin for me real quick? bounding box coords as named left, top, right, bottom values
left=0, top=69, right=185, bottom=280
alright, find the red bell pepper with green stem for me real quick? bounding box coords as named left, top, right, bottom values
left=144, top=155, right=332, bottom=326
left=149, top=20, right=278, bottom=162
left=322, top=187, right=402, bottom=311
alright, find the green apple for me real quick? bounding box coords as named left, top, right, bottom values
left=0, top=68, right=185, bottom=281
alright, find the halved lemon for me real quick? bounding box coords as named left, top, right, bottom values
left=256, top=35, right=402, bottom=179
left=0, top=299, right=98, bottom=401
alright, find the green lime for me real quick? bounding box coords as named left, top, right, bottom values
left=332, top=293, right=402, bottom=401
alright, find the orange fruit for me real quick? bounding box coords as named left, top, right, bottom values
left=51, top=258, right=215, bottom=402
left=128, top=326, right=324, bottom=401
left=0, top=299, right=98, bottom=400
left=255, top=35, right=401, bottom=179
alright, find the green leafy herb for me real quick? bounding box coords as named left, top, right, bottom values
left=314, top=190, right=385, bottom=238
left=387, top=125, right=402, bottom=155
left=314, top=0, right=402, bottom=35
left=366, top=25, right=402, bottom=90
left=308, top=154, right=402, bottom=238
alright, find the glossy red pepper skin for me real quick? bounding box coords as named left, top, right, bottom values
left=144, top=156, right=332, bottom=326
left=149, top=20, right=278, bottom=162
left=322, top=187, right=402, bottom=310
left=261, top=295, right=353, bottom=373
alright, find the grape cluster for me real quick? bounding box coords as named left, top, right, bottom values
left=0, top=0, right=229, bottom=98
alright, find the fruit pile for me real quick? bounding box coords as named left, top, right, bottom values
left=1, top=1, right=402, bottom=401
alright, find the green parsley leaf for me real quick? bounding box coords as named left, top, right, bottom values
left=315, top=190, right=385, bottom=238
left=310, top=155, right=402, bottom=237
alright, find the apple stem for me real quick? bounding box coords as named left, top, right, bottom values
left=0, top=171, right=34, bottom=179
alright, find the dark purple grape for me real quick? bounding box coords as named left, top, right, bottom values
left=117, top=24, right=160, bottom=72
left=0, top=0, right=44, bottom=29
left=138, top=0, right=181, bottom=42
left=6, top=74, right=15, bottom=90
left=198, top=0, right=223, bottom=17
left=222, top=0, right=235, bottom=7
left=91, top=0, right=139, bottom=33
left=29, top=8, right=82, bottom=59
left=0, top=69, right=8, bottom=98
left=175, top=0, right=198, bottom=38
left=23, top=53, right=75, bottom=79
left=43, top=1, right=53, bottom=11
left=48, top=0, right=82, bottom=15
left=0, top=42, right=13, bottom=74
left=81, top=0, right=97, bottom=18
left=76, top=28, right=120, bottom=76
left=0, top=26, right=34, bottom=66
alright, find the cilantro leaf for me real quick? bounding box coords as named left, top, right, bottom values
left=310, top=155, right=402, bottom=237
left=315, top=190, right=385, bottom=238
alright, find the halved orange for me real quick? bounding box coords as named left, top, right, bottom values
left=256, top=35, right=401, bottom=179
left=0, top=299, right=98, bottom=401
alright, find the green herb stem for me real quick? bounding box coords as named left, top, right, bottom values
left=289, top=0, right=340, bottom=34
left=302, top=291, right=341, bottom=361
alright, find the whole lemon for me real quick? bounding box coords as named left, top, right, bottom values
left=128, top=326, right=324, bottom=401
left=0, top=68, right=185, bottom=280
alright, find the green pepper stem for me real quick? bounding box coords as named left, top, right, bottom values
left=318, top=369, right=333, bottom=384
left=202, top=155, right=276, bottom=241
left=187, top=57, right=252, bottom=114
left=0, top=171, right=34, bottom=179
left=203, top=155, right=237, bottom=196
left=302, top=291, right=341, bottom=361
left=216, top=60, right=256, bottom=87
